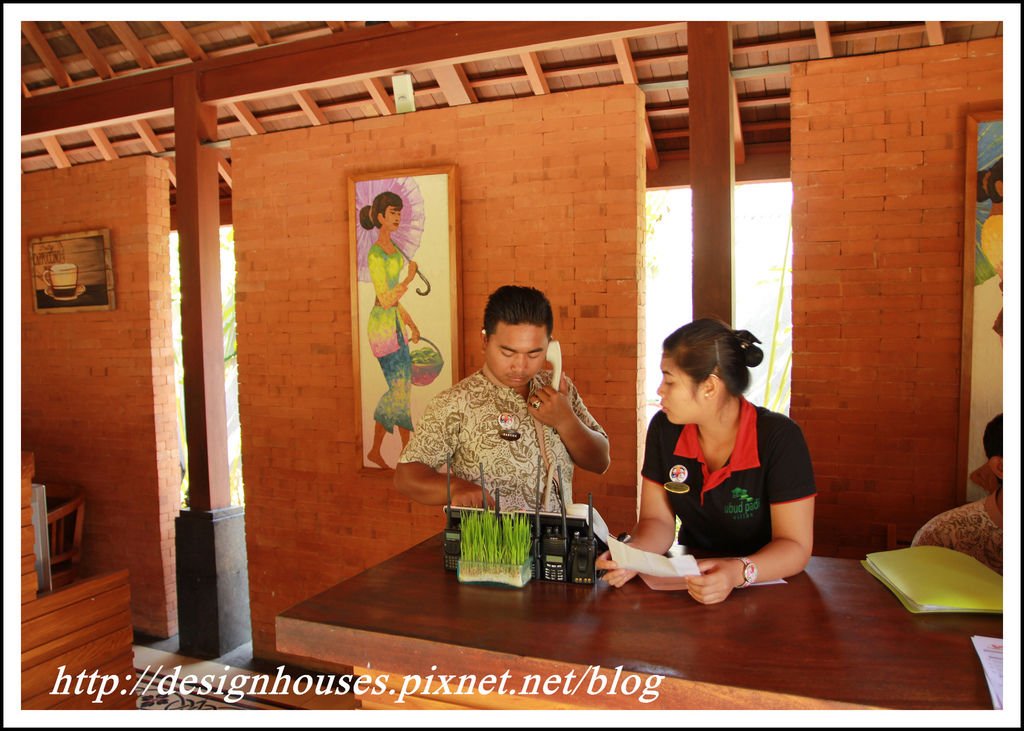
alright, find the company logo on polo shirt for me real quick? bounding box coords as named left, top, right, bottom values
left=724, top=487, right=760, bottom=519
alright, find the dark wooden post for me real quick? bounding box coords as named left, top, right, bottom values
left=173, top=72, right=249, bottom=657
left=173, top=71, right=230, bottom=511
left=688, top=21, right=735, bottom=323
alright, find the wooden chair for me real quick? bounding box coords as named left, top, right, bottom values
left=45, top=483, right=85, bottom=589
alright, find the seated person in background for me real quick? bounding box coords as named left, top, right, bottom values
left=912, top=413, right=1003, bottom=574
left=395, top=285, right=609, bottom=511
left=597, top=319, right=816, bottom=605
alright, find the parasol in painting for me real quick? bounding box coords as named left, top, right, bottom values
left=354, top=176, right=431, bottom=294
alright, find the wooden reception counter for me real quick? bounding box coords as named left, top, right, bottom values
left=277, top=534, right=1000, bottom=710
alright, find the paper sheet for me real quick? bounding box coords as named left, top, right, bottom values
left=567, top=503, right=610, bottom=544
left=607, top=536, right=701, bottom=578
left=972, top=635, right=1003, bottom=709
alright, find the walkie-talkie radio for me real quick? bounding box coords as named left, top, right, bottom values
left=569, top=493, right=598, bottom=584
left=532, top=456, right=543, bottom=580
left=442, top=455, right=460, bottom=571
left=541, top=466, right=570, bottom=581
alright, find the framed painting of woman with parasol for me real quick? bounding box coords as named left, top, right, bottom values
left=349, top=166, right=460, bottom=470
left=958, top=112, right=1003, bottom=503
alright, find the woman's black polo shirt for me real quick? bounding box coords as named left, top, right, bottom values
left=642, top=398, right=816, bottom=557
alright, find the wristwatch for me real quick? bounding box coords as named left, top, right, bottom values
left=734, top=557, right=758, bottom=588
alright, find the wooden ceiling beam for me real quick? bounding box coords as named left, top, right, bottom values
left=651, top=118, right=791, bottom=141
left=644, top=115, right=659, bottom=171
left=225, top=101, right=265, bottom=135
left=830, top=22, right=930, bottom=45
left=42, top=136, right=71, bottom=168
left=164, top=21, right=207, bottom=62
left=519, top=52, right=550, bottom=95
left=87, top=127, right=118, bottom=161
left=733, top=35, right=815, bottom=57
left=201, top=21, right=686, bottom=103
left=131, top=119, right=166, bottom=153
left=242, top=22, right=273, bottom=47
left=108, top=21, right=156, bottom=69
left=612, top=38, right=638, bottom=85
left=363, top=78, right=397, bottom=115
left=813, top=21, right=834, bottom=59
left=432, top=64, right=478, bottom=106
left=217, top=154, right=233, bottom=188
left=24, top=21, right=684, bottom=139
left=732, top=22, right=930, bottom=58
left=326, top=22, right=348, bottom=32
left=22, top=22, right=72, bottom=88
left=294, top=90, right=328, bottom=125
left=658, top=140, right=791, bottom=162
left=647, top=104, right=688, bottom=119
left=739, top=93, right=790, bottom=109
left=64, top=21, right=114, bottom=80
left=544, top=61, right=620, bottom=79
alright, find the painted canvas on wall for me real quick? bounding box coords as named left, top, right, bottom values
left=960, top=113, right=1003, bottom=502
left=29, top=229, right=115, bottom=313
left=349, top=166, right=460, bottom=470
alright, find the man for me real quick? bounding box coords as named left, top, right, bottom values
left=395, top=285, right=609, bottom=511
left=912, top=413, right=1003, bottom=574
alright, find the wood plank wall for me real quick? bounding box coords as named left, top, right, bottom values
left=20, top=452, right=136, bottom=710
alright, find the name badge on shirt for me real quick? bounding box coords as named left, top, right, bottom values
left=664, top=464, right=690, bottom=494
left=497, top=412, right=521, bottom=441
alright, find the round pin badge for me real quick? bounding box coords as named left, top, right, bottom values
left=497, top=412, right=521, bottom=441
left=663, top=464, right=691, bottom=494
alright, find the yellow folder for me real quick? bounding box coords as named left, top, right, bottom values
left=862, top=545, right=1002, bottom=614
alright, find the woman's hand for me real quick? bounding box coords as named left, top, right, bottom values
left=406, top=319, right=421, bottom=344
left=400, top=308, right=420, bottom=344
left=684, top=558, right=744, bottom=604
left=596, top=551, right=638, bottom=588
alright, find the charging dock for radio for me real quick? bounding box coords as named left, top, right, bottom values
left=441, top=459, right=607, bottom=584
left=443, top=497, right=606, bottom=585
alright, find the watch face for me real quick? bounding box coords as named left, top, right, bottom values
left=744, top=561, right=758, bottom=584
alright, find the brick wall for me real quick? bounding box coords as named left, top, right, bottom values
left=790, top=38, right=1002, bottom=557
left=21, top=156, right=180, bottom=636
left=232, top=85, right=647, bottom=660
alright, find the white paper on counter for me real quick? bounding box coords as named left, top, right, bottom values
left=607, top=536, right=701, bottom=578
left=972, top=635, right=1003, bottom=709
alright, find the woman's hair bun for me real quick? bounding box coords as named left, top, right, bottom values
left=734, top=329, right=764, bottom=368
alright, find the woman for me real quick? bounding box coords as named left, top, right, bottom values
left=361, top=191, right=421, bottom=469
left=597, top=319, right=816, bottom=604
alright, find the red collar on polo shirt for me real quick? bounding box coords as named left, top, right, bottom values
left=673, top=397, right=761, bottom=504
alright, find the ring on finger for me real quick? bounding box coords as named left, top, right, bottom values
left=531, top=399, right=542, bottom=409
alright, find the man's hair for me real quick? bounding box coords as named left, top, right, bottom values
left=483, top=285, right=553, bottom=336
left=983, top=413, right=1003, bottom=460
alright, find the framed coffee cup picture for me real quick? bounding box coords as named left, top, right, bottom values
left=29, top=229, right=115, bottom=313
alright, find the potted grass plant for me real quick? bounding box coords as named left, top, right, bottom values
left=457, top=510, right=533, bottom=588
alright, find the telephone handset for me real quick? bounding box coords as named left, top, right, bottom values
left=546, top=340, right=563, bottom=391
